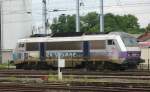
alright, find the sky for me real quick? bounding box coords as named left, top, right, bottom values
left=32, top=0, right=150, bottom=28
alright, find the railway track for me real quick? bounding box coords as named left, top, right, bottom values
left=0, top=70, right=150, bottom=87
left=0, top=69, right=150, bottom=92
left=0, top=69, right=150, bottom=79
left=0, top=69, right=150, bottom=80
left=0, top=82, right=150, bottom=92
left=0, top=69, right=150, bottom=76
left=0, top=69, right=49, bottom=75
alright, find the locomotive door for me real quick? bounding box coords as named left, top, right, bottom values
left=107, top=40, right=119, bottom=60
left=83, top=41, right=90, bottom=59
left=39, top=43, right=46, bottom=62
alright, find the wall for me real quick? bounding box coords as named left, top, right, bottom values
left=139, top=47, right=150, bottom=70
left=2, top=50, right=12, bottom=64
left=1, top=0, right=32, bottom=63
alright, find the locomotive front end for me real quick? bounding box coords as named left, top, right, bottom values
left=109, top=32, right=144, bottom=69
left=120, top=34, right=144, bottom=68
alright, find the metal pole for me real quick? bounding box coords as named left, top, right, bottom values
left=8, top=60, right=10, bottom=70
left=58, top=53, right=62, bottom=80
left=76, top=0, right=80, bottom=32
left=100, top=0, right=104, bottom=32
left=148, top=47, right=150, bottom=71
left=42, top=0, right=47, bottom=34
left=0, top=1, right=2, bottom=64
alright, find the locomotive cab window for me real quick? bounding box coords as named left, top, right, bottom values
left=26, top=43, right=39, bottom=51
left=18, top=43, right=24, bottom=48
left=107, top=40, right=115, bottom=45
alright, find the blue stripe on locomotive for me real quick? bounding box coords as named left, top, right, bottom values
left=40, top=43, right=46, bottom=61
left=83, top=41, right=90, bottom=57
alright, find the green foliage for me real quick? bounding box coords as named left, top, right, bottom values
left=104, top=14, right=142, bottom=34
left=0, top=63, right=15, bottom=69
left=104, top=13, right=119, bottom=32
left=50, top=14, right=76, bottom=33
left=146, top=23, right=150, bottom=32
left=81, top=12, right=99, bottom=32
left=50, top=12, right=145, bottom=34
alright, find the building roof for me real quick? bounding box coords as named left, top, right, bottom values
left=130, top=34, right=141, bottom=38
left=138, top=32, right=150, bottom=42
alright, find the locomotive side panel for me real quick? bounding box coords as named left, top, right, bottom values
left=46, top=41, right=83, bottom=50
left=46, top=40, right=110, bottom=61
left=15, top=40, right=122, bottom=65
left=46, top=41, right=83, bottom=61
left=89, top=40, right=109, bottom=61
left=106, top=39, right=123, bottom=64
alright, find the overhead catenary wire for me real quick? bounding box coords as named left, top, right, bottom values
left=1, top=0, right=150, bottom=24
left=2, top=2, right=150, bottom=15
left=3, top=10, right=150, bottom=24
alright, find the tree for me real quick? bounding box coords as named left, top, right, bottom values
left=104, top=13, right=119, bottom=32
left=81, top=12, right=99, bottom=32
left=50, top=14, right=76, bottom=33
left=50, top=18, right=58, bottom=32
left=105, top=14, right=141, bottom=33
left=122, top=14, right=140, bottom=33
left=146, top=23, right=150, bottom=32
left=50, top=12, right=143, bottom=34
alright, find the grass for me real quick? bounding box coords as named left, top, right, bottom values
left=47, top=74, right=98, bottom=83
left=48, top=75, right=58, bottom=81
left=7, top=76, right=17, bottom=81
left=0, top=63, right=15, bottom=69
left=0, top=64, right=8, bottom=69
left=46, top=74, right=150, bottom=84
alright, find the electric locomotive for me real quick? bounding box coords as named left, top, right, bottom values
left=13, top=32, right=143, bottom=70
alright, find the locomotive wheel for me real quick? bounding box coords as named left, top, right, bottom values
left=16, top=64, right=23, bottom=69
left=23, top=62, right=32, bottom=70
left=82, top=61, right=97, bottom=71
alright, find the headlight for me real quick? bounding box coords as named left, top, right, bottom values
left=128, top=53, right=140, bottom=57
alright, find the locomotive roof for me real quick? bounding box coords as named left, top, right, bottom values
left=18, top=33, right=121, bottom=43
left=30, top=32, right=110, bottom=37
left=51, top=32, right=84, bottom=37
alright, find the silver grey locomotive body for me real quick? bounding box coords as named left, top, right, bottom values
left=13, top=32, right=143, bottom=70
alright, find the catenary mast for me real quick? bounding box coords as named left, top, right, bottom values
left=0, top=1, right=2, bottom=64
left=76, top=0, right=80, bottom=32
left=42, top=0, right=47, bottom=34
left=100, top=0, right=104, bottom=32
